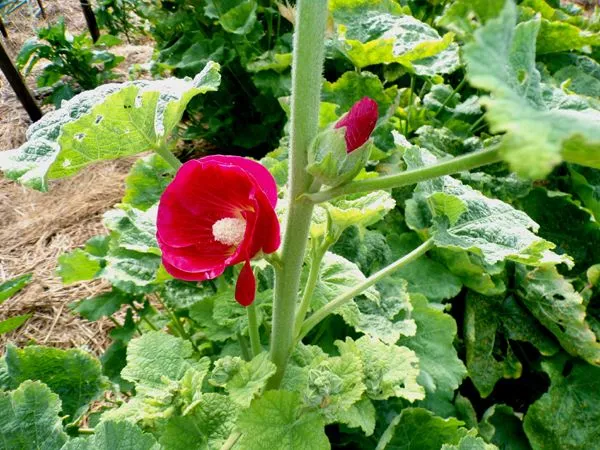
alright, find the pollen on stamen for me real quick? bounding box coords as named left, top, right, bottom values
left=212, top=217, right=246, bottom=246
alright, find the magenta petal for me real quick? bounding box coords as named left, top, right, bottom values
left=235, top=260, right=256, bottom=307
left=202, top=155, right=278, bottom=207
left=162, top=259, right=225, bottom=282
left=335, top=97, right=378, bottom=152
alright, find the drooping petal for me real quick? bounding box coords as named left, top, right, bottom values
left=235, top=259, right=256, bottom=306
left=248, top=188, right=281, bottom=256
left=335, top=97, right=378, bottom=152
left=202, top=155, right=279, bottom=207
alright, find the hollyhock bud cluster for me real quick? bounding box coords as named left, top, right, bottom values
left=307, top=97, right=378, bottom=187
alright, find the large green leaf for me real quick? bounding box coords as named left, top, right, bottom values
left=159, top=393, right=236, bottom=450
left=524, top=357, right=600, bottom=450
left=377, top=408, right=470, bottom=450
left=62, top=421, right=160, bottom=450
left=0, top=63, right=220, bottom=191
left=0, top=381, right=68, bottom=450
left=399, top=294, right=467, bottom=402
left=404, top=146, right=570, bottom=267
left=236, top=390, right=330, bottom=450
left=4, top=345, right=105, bottom=421
left=516, top=265, right=600, bottom=365
left=463, top=1, right=600, bottom=178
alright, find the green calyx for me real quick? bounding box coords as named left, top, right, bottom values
left=307, top=126, right=372, bottom=188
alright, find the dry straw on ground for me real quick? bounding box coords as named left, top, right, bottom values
left=0, top=0, right=152, bottom=354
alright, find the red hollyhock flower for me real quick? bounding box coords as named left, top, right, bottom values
left=156, top=155, right=280, bottom=306
left=335, top=97, right=378, bottom=152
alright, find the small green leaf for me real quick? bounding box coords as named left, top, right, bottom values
left=122, top=154, right=175, bottom=211
left=312, top=190, right=395, bottom=239
left=0, top=381, right=68, bottom=450
left=62, top=421, right=160, bottom=450
left=209, top=352, right=276, bottom=408
left=441, top=435, right=498, bottom=450
left=377, top=408, right=469, bottom=450
left=70, top=289, right=132, bottom=321
left=159, top=393, right=236, bottom=450
left=103, top=205, right=160, bottom=256
left=464, top=292, right=523, bottom=397
left=0, top=274, right=32, bottom=303
left=121, top=332, right=207, bottom=395
left=0, top=314, right=32, bottom=335
left=399, top=294, right=467, bottom=402
left=336, top=336, right=424, bottom=402
left=57, top=249, right=102, bottom=284
left=479, top=404, right=531, bottom=450
left=236, top=390, right=330, bottom=450
left=4, top=345, right=105, bottom=421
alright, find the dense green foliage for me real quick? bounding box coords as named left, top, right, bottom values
left=1, top=0, right=600, bottom=449
left=16, top=18, right=123, bottom=107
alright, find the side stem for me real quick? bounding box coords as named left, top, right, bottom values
left=293, top=241, right=326, bottom=338
left=155, top=144, right=182, bottom=170
left=247, top=303, right=262, bottom=357
left=306, top=146, right=502, bottom=203
left=298, top=239, right=434, bottom=341
left=267, top=0, right=328, bottom=389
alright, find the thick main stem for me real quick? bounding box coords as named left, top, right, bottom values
left=307, top=146, right=503, bottom=203
left=267, top=0, right=328, bottom=389
left=298, top=239, right=435, bottom=341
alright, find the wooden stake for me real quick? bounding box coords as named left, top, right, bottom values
left=79, top=0, right=99, bottom=42
left=36, top=0, right=46, bottom=19
left=0, top=16, right=7, bottom=39
left=0, top=38, right=43, bottom=122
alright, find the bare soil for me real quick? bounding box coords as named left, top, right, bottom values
left=0, top=0, right=152, bottom=353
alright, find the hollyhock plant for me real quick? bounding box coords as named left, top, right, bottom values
left=156, top=155, right=280, bottom=306
left=335, top=96, right=378, bottom=152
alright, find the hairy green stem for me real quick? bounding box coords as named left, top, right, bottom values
left=298, top=239, right=435, bottom=341
left=247, top=302, right=262, bottom=357
left=267, top=0, right=328, bottom=389
left=306, top=146, right=503, bottom=203
left=154, top=143, right=182, bottom=170
left=293, top=241, right=327, bottom=339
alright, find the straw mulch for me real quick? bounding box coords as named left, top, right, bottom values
left=0, top=0, right=152, bottom=354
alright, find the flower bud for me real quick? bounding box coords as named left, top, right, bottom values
left=307, top=97, right=378, bottom=187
